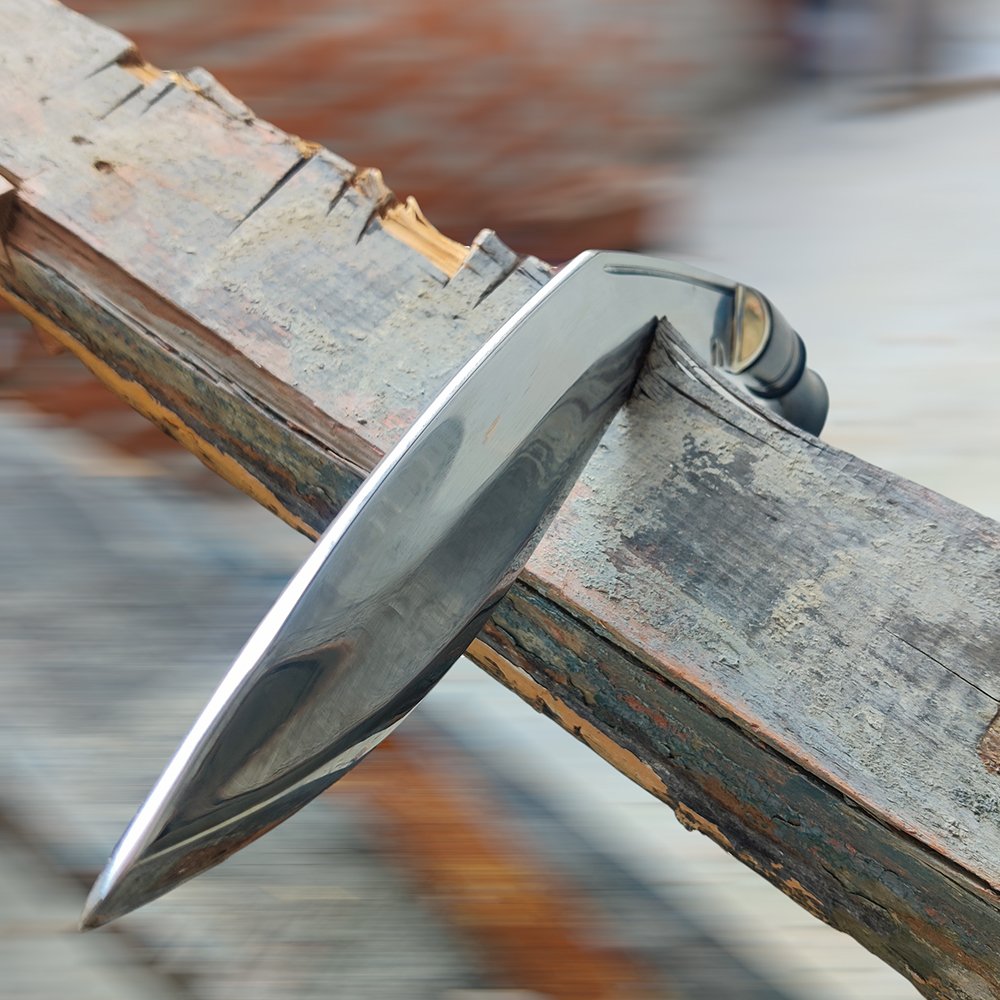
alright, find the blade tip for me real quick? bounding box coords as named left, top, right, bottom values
left=79, top=888, right=114, bottom=931
left=78, top=909, right=107, bottom=932
left=80, top=856, right=138, bottom=931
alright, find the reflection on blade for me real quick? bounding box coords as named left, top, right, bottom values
left=82, top=250, right=722, bottom=928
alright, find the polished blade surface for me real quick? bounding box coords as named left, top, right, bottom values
left=83, top=252, right=737, bottom=928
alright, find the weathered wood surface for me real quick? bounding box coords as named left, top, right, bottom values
left=2, top=3, right=1000, bottom=996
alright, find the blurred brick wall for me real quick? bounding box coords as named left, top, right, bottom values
left=71, top=0, right=789, bottom=260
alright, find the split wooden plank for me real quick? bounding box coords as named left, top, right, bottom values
left=2, top=3, right=1000, bottom=997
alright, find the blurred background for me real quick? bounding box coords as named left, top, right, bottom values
left=3, top=0, right=1000, bottom=996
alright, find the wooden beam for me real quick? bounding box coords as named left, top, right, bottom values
left=3, top=4, right=1000, bottom=996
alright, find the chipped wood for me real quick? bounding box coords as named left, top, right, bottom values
left=3, top=3, right=1000, bottom=997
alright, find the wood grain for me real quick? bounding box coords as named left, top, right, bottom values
left=3, top=3, right=1000, bottom=996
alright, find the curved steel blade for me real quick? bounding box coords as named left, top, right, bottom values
left=82, top=251, right=742, bottom=927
